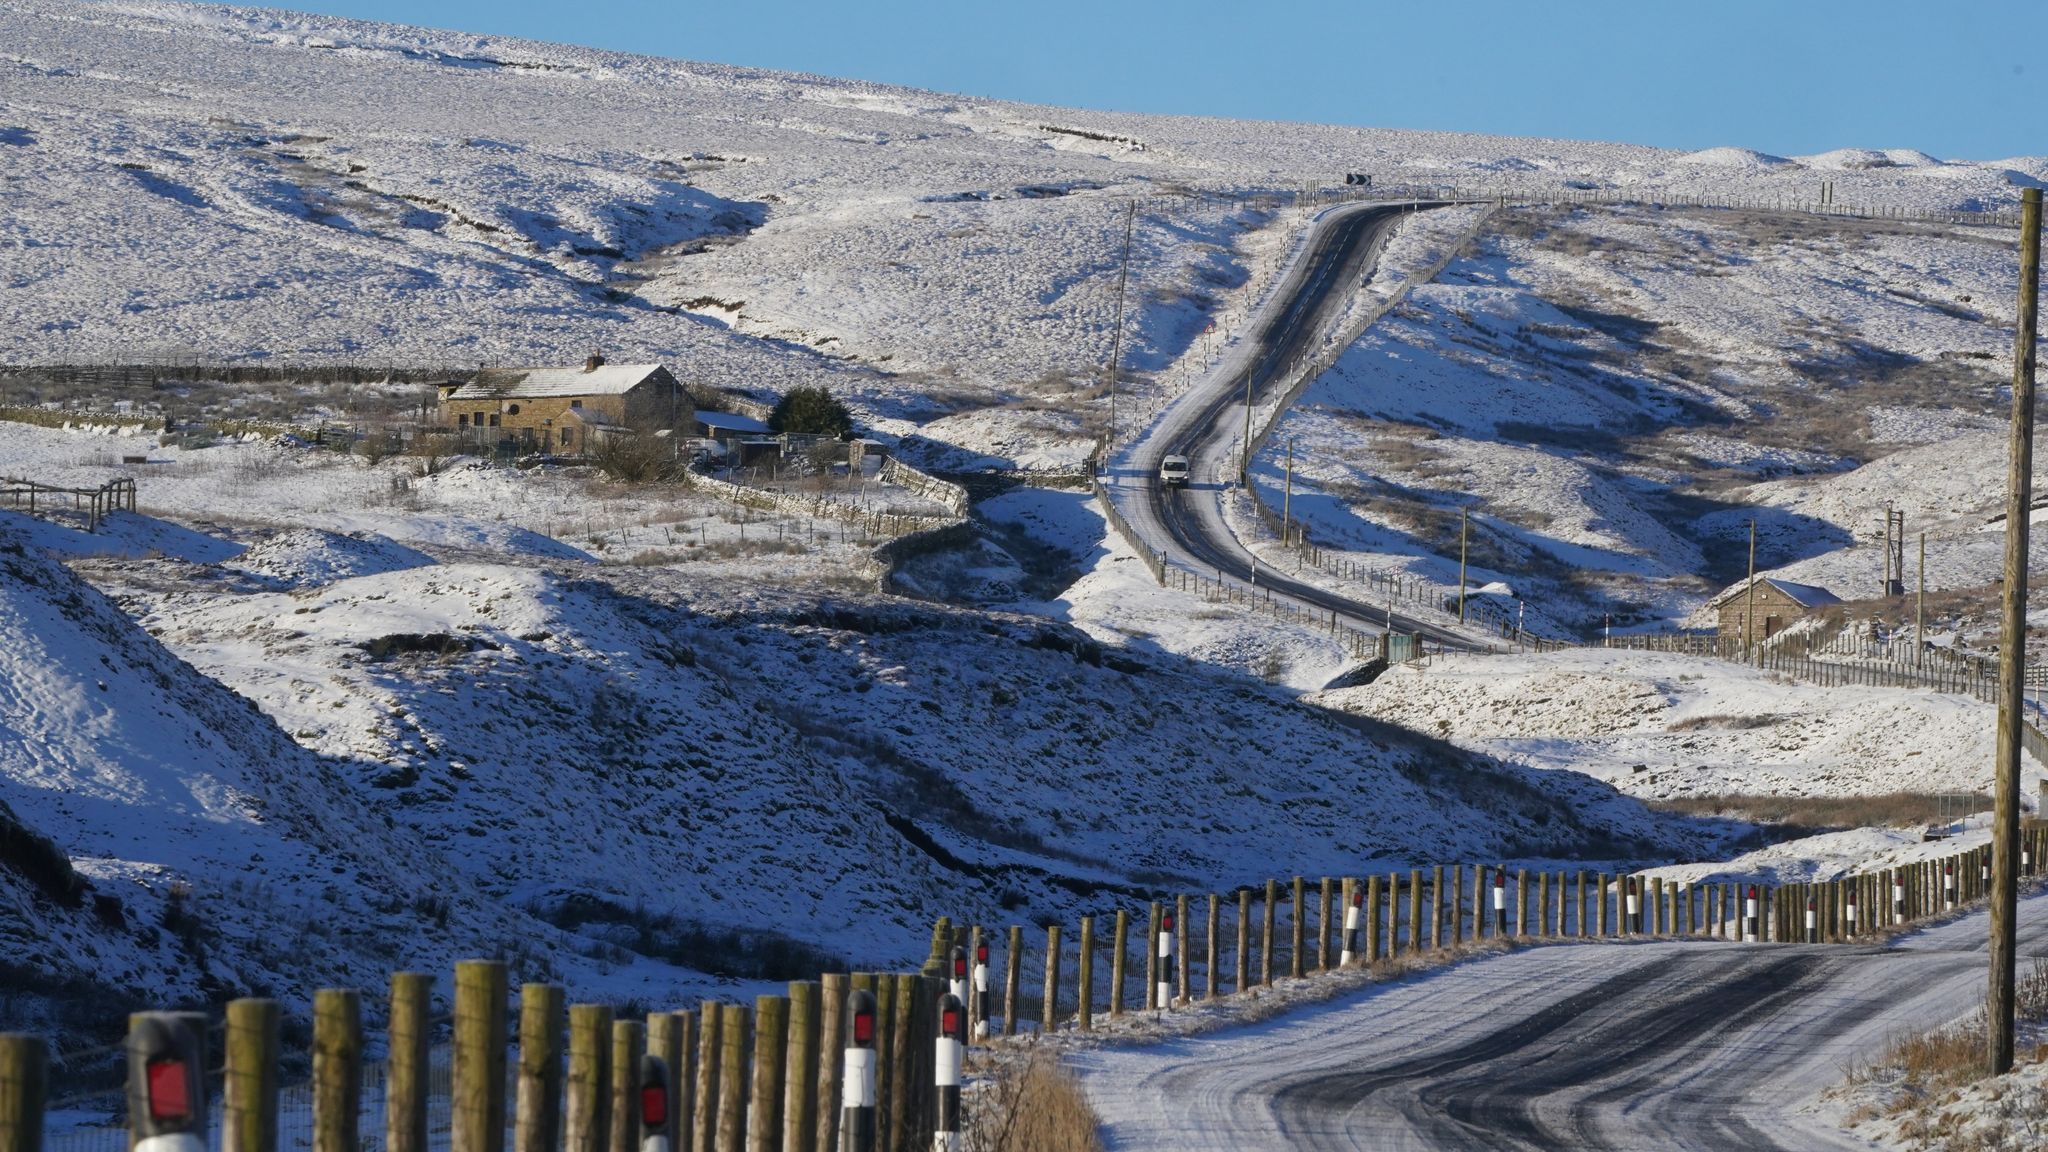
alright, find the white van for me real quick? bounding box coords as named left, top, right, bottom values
left=1159, top=455, right=1190, bottom=488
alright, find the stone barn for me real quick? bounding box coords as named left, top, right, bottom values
left=438, top=358, right=691, bottom=453
left=1710, top=576, right=1843, bottom=643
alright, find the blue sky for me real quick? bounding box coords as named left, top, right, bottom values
left=292, top=0, right=2042, bottom=161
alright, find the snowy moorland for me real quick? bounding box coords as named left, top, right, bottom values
left=1244, top=202, right=2045, bottom=641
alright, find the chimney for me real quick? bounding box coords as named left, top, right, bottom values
left=584, top=353, right=605, bottom=373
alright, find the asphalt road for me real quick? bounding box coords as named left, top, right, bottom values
left=1078, top=899, right=2048, bottom=1151
left=1110, top=200, right=1476, bottom=649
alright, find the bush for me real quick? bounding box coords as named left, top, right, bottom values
left=0, top=798, right=86, bottom=908
left=965, top=1043, right=1102, bottom=1152
left=591, top=430, right=676, bottom=483
left=769, top=386, right=854, bottom=439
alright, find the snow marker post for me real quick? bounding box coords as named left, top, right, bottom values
left=1805, top=897, right=1818, bottom=944
left=1625, top=878, right=1640, bottom=936
left=948, top=947, right=967, bottom=1008
left=1945, top=860, right=1956, bottom=910
left=1743, top=885, right=1759, bottom=943
left=636, top=1055, right=669, bottom=1152
left=1893, top=870, right=1906, bottom=925
left=1155, top=910, right=1176, bottom=1010
left=1341, top=882, right=1362, bottom=966
left=1492, top=869, right=1507, bottom=936
left=127, top=1013, right=205, bottom=1152
left=932, top=995, right=965, bottom=1152
left=1846, top=886, right=1858, bottom=937
left=840, top=991, right=877, bottom=1152
left=970, top=932, right=990, bottom=1036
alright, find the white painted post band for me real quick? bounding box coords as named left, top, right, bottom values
left=1743, top=886, right=1759, bottom=943
left=1893, top=872, right=1906, bottom=925
left=1492, top=870, right=1507, bottom=936
left=1846, top=889, right=1858, bottom=935
left=1804, top=899, right=1817, bottom=944
left=1625, top=879, right=1639, bottom=935
left=1340, top=889, right=1361, bottom=967
left=948, top=946, right=968, bottom=1007
left=1944, top=862, right=1956, bottom=910
left=1155, top=911, right=1176, bottom=1009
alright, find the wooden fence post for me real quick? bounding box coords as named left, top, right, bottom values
left=748, top=997, right=786, bottom=1152
left=454, top=962, right=508, bottom=1152
left=1003, top=928, right=1023, bottom=1036
left=225, top=999, right=280, bottom=1152
left=312, top=989, right=362, bottom=1152
left=1430, top=867, right=1444, bottom=951
left=607, top=1021, right=645, bottom=1152
left=1452, top=866, right=1464, bottom=946
left=388, top=974, right=431, bottom=1152
left=1176, top=895, right=1192, bottom=999
left=784, top=984, right=818, bottom=1152
left=1290, top=877, right=1307, bottom=978
left=1235, top=889, right=1251, bottom=993
left=694, top=1003, right=721, bottom=1152
left=872, top=978, right=896, bottom=1152
left=1109, top=911, right=1129, bottom=1017
left=517, top=987, right=564, bottom=1152
left=1042, top=926, right=1064, bottom=1030
left=888, top=975, right=916, bottom=1152
left=715, top=1004, right=748, bottom=1152
left=1517, top=870, right=1529, bottom=937
left=670, top=1013, right=697, bottom=1152
left=1317, top=877, right=1334, bottom=970
left=0, top=1034, right=45, bottom=1152
left=1206, top=895, right=1221, bottom=999
left=1077, top=918, right=1095, bottom=1031
left=567, top=1005, right=613, bottom=1152
left=816, top=978, right=846, bottom=1152
left=1262, top=880, right=1278, bottom=986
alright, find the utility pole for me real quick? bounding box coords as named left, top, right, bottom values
left=1282, top=438, right=1294, bottom=546
left=1917, top=532, right=1927, bottom=669
left=1105, top=200, right=1136, bottom=448
left=1990, top=185, right=2041, bottom=1077
left=1745, top=519, right=1758, bottom=664
left=1457, top=508, right=1469, bottom=624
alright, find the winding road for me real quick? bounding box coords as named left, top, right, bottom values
left=1077, top=895, right=2044, bottom=1150
left=1102, top=200, right=1475, bottom=648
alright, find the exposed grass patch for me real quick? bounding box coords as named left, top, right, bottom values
left=966, top=1042, right=1103, bottom=1152
left=1650, top=791, right=1993, bottom=830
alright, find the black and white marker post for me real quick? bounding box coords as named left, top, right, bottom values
left=934, top=994, right=965, bottom=1152
left=637, top=1054, right=670, bottom=1152
left=1155, top=910, right=1176, bottom=1010
left=1492, top=869, right=1507, bottom=936
left=1805, top=897, right=1818, bottom=944
left=1340, top=886, right=1362, bottom=966
left=1625, top=878, right=1640, bottom=936
left=972, top=940, right=990, bottom=1041
left=1846, top=886, right=1858, bottom=937
left=1893, top=870, right=1906, bottom=925
left=127, top=1013, right=205, bottom=1152
left=948, top=947, right=968, bottom=1007
left=1944, top=861, right=1956, bottom=910
left=1743, top=885, right=1759, bottom=943
left=840, top=990, right=878, bottom=1152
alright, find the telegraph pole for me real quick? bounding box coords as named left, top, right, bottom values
left=1745, top=520, right=1758, bottom=664
left=1917, top=532, right=1926, bottom=669
left=1282, top=438, right=1294, bottom=545
left=1991, top=185, right=2041, bottom=1076
left=1457, top=509, right=1469, bottom=624
left=1105, top=200, right=1135, bottom=447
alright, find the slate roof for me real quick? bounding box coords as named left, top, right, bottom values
left=445, top=363, right=672, bottom=401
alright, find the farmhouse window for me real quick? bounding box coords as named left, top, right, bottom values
left=489, top=414, right=501, bottom=427
left=457, top=414, right=468, bottom=427
left=570, top=399, right=582, bottom=409
left=507, top=404, right=521, bottom=416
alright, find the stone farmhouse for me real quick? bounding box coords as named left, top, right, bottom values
left=1709, top=575, right=1843, bottom=643
left=436, top=357, right=692, bottom=453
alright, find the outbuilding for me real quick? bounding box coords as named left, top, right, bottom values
left=1709, top=576, right=1843, bottom=643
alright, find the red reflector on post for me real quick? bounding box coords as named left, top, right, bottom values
left=640, top=1085, right=667, bottom=1129
left=1352, top=890, right=1364, bottom=907
left=146, top=1058, right=191, bottom=1125
left=853, top=1011, right=875, bottom=1045
left=975, top=943, right=988, bottom=964
left=1162, top=913, right=1173, bottom=931
left=953, top=956, right=967, bottom=978
left=942, top=1008, right=961, bottom=1036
